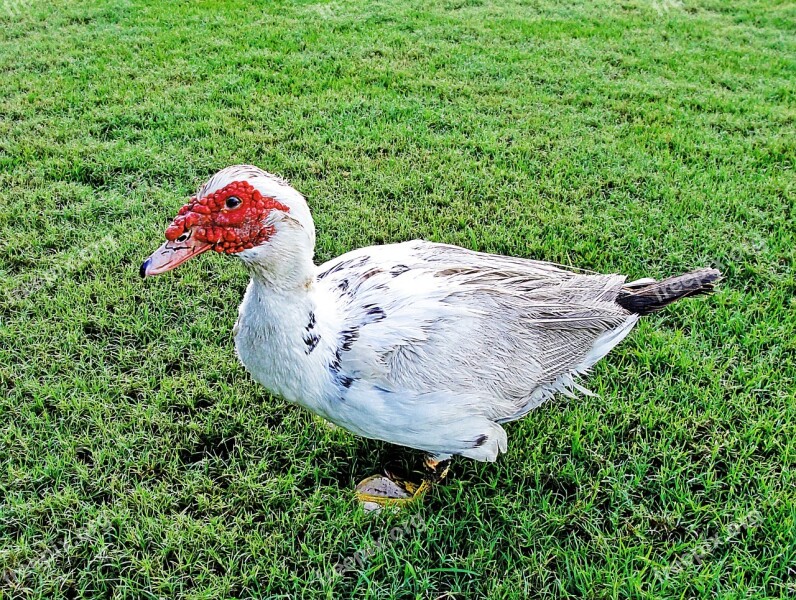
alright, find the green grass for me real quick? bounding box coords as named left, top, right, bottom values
left=1, top=0, right=794, bottom=597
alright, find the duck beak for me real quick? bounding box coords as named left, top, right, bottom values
left=140, top=232, right=212, bottom=277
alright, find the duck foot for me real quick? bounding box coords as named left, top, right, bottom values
left=354, top=474, right=429, bottom=512
left=355, top=453, right=451, bottom=512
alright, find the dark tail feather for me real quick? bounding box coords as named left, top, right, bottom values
left=616, top=268, right=721, bottom=316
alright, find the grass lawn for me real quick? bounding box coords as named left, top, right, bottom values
left=1, top=0, right=794, bottom=597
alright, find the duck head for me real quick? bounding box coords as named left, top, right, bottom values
left=141, top=165, right=316, bottom=288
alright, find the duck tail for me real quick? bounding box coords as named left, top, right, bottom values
left=616, top=268, right=721, bottom=316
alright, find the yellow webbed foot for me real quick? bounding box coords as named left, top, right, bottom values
left=355, top=474, right=430, bottom=511
left=354, top=454, right=451, bottom=511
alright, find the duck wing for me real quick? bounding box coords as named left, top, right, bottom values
left=317, top=240, right=637, bottom=426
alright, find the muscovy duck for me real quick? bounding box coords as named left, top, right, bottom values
left=141, top=165, right=720, bottom=507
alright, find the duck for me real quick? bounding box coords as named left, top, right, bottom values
left=141, top=165, right=720, bottom=508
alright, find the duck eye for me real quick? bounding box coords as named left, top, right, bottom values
left=225, top=196, right=242, bottom=209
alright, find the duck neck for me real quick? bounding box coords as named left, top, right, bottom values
left=238, top=227, right=316, bottom=293
left=235, top=249, right=330, bottom=410
left=245, top=256, right=315, bottom=293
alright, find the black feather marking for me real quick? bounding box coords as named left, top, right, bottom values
left=362, top=304, right=387, bottom=323
left=390, top=264, right=410, bottom=277
left=473, top=434, right=488, bottom=448
left=340, top=327, right=360, bottom=352
left=303, top=311, right=320, bottom=353
left=328, top=355, right=342, bottom=374
left=318, top=259, right=350, bottom=280
left=303, top=332, right=320, bottom=354
left=318, top=256, right=369, bottom=280
left=338, top=279, right=349, bottom=293
left=327, top=355, right=355, bottom=392
left=348, top=267, right=384, bottom=295
left=360, top=267, right=382, bottom=281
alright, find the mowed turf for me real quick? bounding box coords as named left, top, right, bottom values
left=0, top=0, right=794, bottom=597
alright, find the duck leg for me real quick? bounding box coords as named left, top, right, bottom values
left=423, top=453, right=452, bottom=483
left=355, top=453, right=452, bottom=509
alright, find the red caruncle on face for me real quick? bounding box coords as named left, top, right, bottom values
left=164, top=181, right=290, bottom=254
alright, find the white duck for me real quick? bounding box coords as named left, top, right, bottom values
left=141, top=165, right=719, bottom=506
